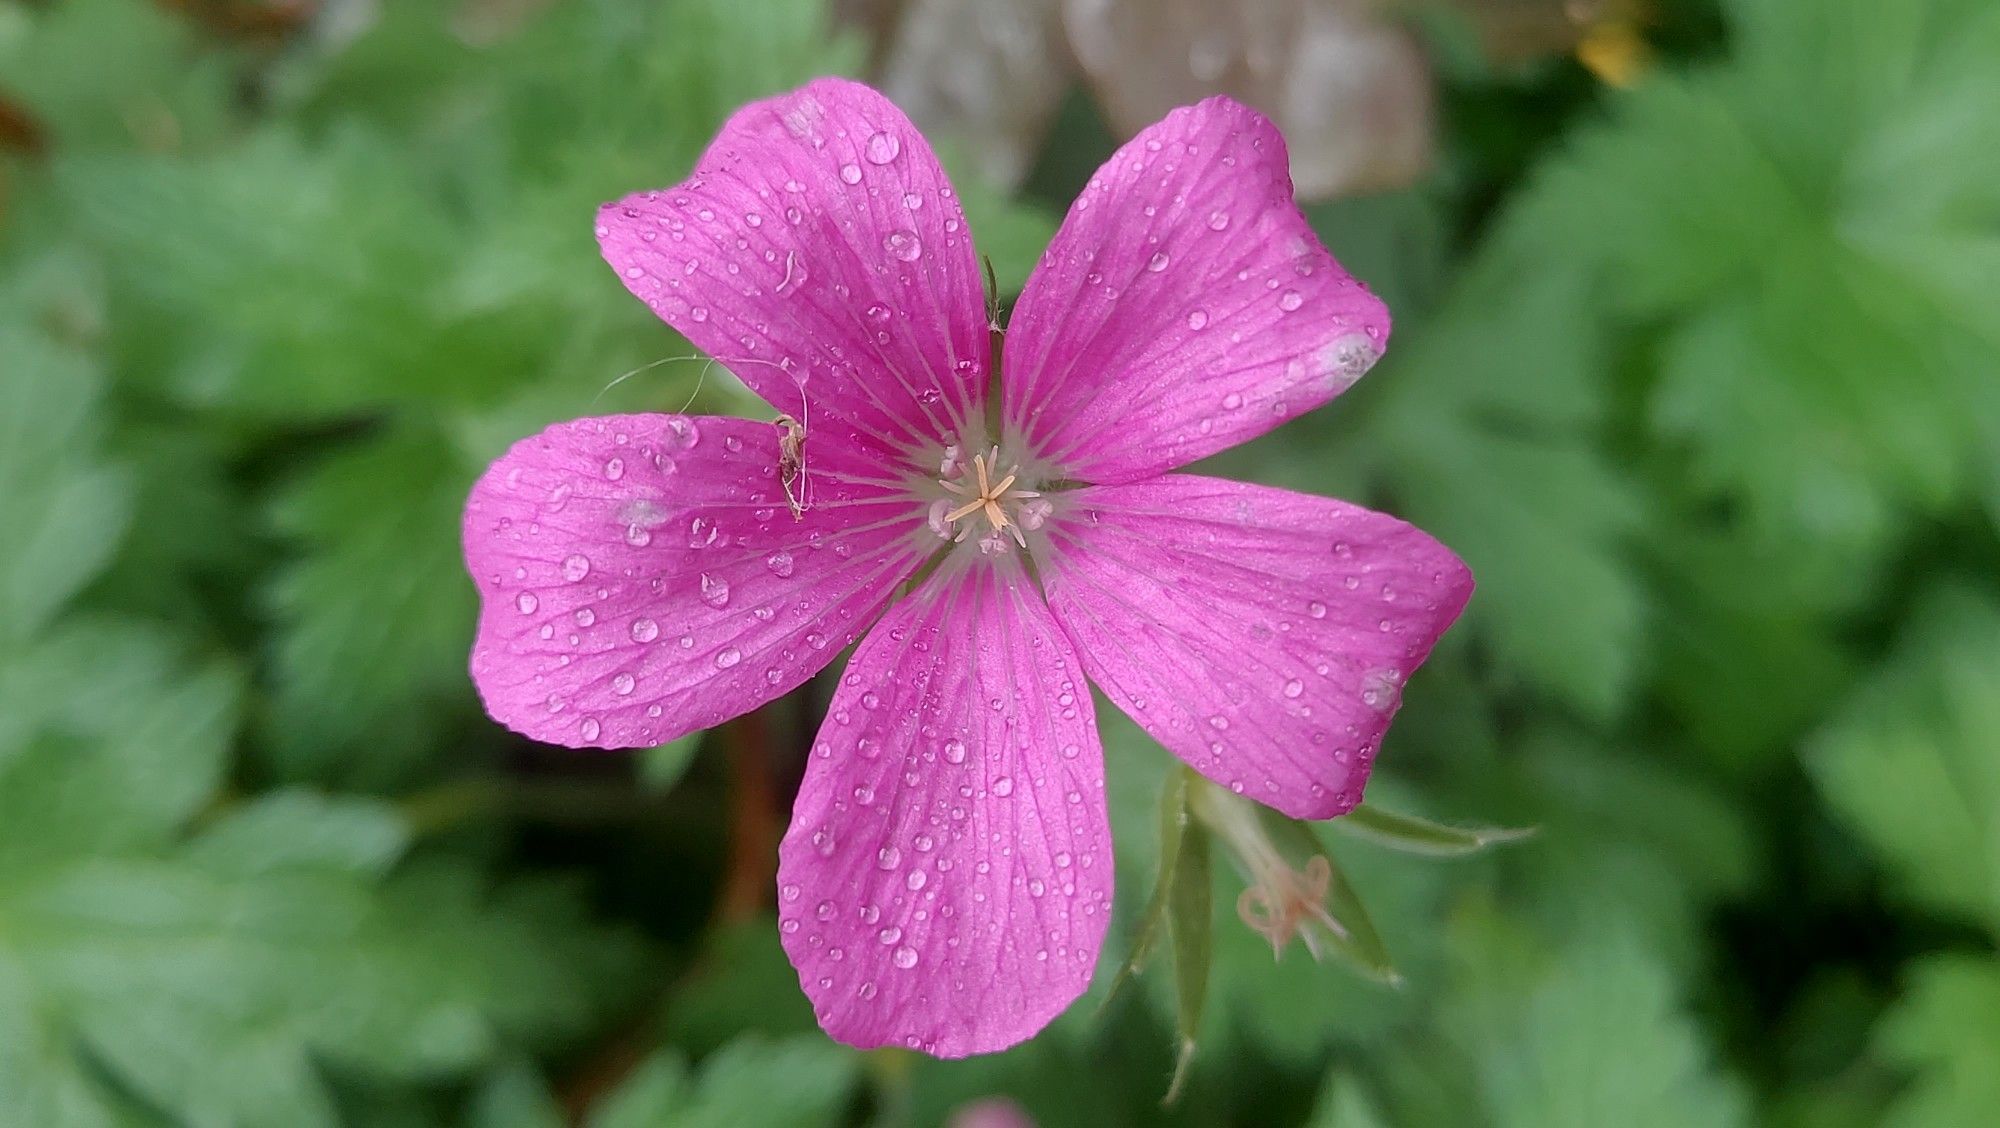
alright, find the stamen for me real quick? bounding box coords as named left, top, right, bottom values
left=932, top=446, right=1042, bottom=549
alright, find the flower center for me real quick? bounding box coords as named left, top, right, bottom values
left=928, top=446, right=1052, bottom=555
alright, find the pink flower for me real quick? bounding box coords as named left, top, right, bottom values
left=463, top=78, right=1470, bottom=1057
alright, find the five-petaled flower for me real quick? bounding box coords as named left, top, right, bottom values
left=463, top=78, right=1471, bottom=1057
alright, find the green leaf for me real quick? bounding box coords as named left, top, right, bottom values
left=663, top=919, right=819, bottom=1056
left=0, top=319, right=133, bottom=644
left=185, top=790, right=411, bottom=879
left=1451, top=919, right=1750, bottom=1128
left=1332, top=803, right=1535, bottom=858
left=1871, top=955, right=2000, bottom=1127
left=0, top=0, right=238, bottom=152
left=1376, top=264, right=1647, bottom=718
left=0, top=620, right=242, bottom=870
left=1806, top=585, right=2000, bottom=931
left=465, top=1060, right=567, bottom=1128
left=261, top=429, right=479, bottom=787
left=589, top=1037, right=858, bottom=1128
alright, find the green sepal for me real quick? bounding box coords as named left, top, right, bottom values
left=1100, top=764, right=1192, bottom=1015
left=1164, top=784, right=1213, bottom=1105
left=1331, top=802, right=1536, bottom=858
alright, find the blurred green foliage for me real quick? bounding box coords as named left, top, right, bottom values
left=2, top=0, right=1999, bottom=1124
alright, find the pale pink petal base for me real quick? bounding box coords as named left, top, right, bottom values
left=464, top=414, right=925, bottom=748
left=776, top=564, right=1112, bottom=1057
left=1002, top=96, right=1391, bottom=484
left=1040, top=475, right=1472, bottom=819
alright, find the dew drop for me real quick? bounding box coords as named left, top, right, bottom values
left=699, top=572, right=730, bottom=608
left=1207, top=211, right=1231, bottom=231
left=612, top=672, right=636, bottom=696
left=884, top=229, right=923, bottom=262
left=941, top=738, right=967, bottom=764
left=892, top=945, right=918, bottom=969
left=561, top=554, right=591, bottom=582
left=1186, top=309, right=1209, bottom=330
left=630, top=617, right=659, bottom=642
left=580, top=717, right=601, bottom=741
left=1307, top=600, right=1327, bottom=618
left=864, top=132, right=901, bottom=164
left=766, top=550, right=796, bottom=577
left=1283, top=678, right=1304, bottom=698
left=1146, top=251, right=1171, bottom=272
left=991, top=777, right=1015, bottom=797
left=515, top=592, right=539, bottom=614
left=877, top=846, right=902, bottom=869
left=714, top=647, right=743, bottom=669
left=1279, top=290, right=1304, bottom=312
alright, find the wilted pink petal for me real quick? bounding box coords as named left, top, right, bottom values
left=1063, top=0, right=1433, bottom=201
left=946, top=1097, right=1041, bottom=1128
left=1039, top=475, right=1471, bottom=818
left=776, top=564, right=1111, bottom=1057
left=597, top=77, right=990, bottom=459
left=870, top=0, right=1071, bottom=190
left=464, top=414, right=926, bottom=749
left=1002, top=97, right=1390, bottom=485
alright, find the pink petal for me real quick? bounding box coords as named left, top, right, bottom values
left=1040, top=475, right=1471, bottom=819
left=463, top=414, right=926, bottom=749
left=1002, top=97, right=1390, bottom=483
left=598, top=77, right=990, bottom=459
left=776, top=564, right=1111, bottom=1057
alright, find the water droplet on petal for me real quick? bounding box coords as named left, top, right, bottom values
left=699, top=572, right=730, bottom=608
left=580, top=717, right=601, bottom=741
left=1146, top=252, right=1170, bottom=272
left=1279, top=289, right=1304, bottom=312
left=1186, top=309, right=1209, bottom=330
left=766, top=550, right=795, bottom=577
left=630, top=617, right=659, bottom=642
left=839, top=163, right=862, bottom=185
left=892, top=945, right=919, bottom=969
left=991, top=777, right=1015, bottom=797
left=561, top=554, right=591, bottom=582
left=942, top=738, right=967, bottom=764
left=515, top=592, right=539, bottom=614
left=714, top=648, right=743, bottom=669
left=864, top=132, right=901, bottom=164
left=877, top=846, right=901, bottom=869
left=1283, top=678, right=1304, bottom=698
left=612, top=672, right=636, bottom=696
left=884, top=229, right=923, bottom=262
